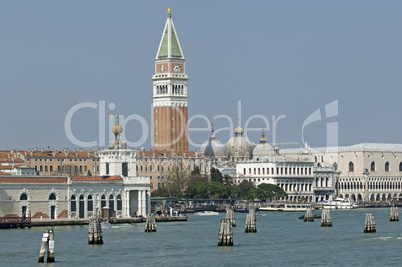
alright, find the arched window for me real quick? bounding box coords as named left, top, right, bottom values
left=399, top=162, right=402, bottom=172
left=49, top=166, right=53, bottom=172
left=45, top=165, right=48, bottom=172
left=349, top=162, right=354, bottom=172
left=101, top=194, right=106, bottom=208
left=385, top=162, right=390, bottom=172
left=49, top=193, right=56, bottom=200
left=57, top=166, right=61, bottom=172
left=40, top=166, right=43, bottom=172
left=87, top=195, right=93, bottom=212
left=371, top=161, right=376, bottom=172
left=71, top=195, right=76, bottom=212
left=20, top=193, right=28, bottom=201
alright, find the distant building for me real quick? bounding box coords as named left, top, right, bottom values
left=0, top=122, right=151, bottom=219
left=136, top=149, right=210, bottom=191
left=281, top=143, right=402, bottom=201
left=8, top=147, right=100, bottom=176
left=235, top=149, right=335, bottom=202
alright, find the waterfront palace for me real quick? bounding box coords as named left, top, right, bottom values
left=1, top=9, right=402, bottom=220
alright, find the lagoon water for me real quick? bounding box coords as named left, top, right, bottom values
left=1, top=208, right=402, bottom=266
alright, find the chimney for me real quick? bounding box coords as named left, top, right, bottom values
left=35, top=147, right=38, bottom=151
left=47, top=146, right=50, bottom=151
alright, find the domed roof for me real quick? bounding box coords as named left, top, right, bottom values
left=200, top=129, right=226, bottom=158
left=253, top=131, right=274, bottom=158
left=226, top=124, right=252, bottom=158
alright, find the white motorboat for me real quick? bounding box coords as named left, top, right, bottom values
left=322, top=198, right=358, bottom=209
left=195, top=211, right=219, bottom=216
left=259, top=203, right=310, bottom=212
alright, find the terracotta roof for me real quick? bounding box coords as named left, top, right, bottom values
left=0, top=151, right=24, bottom=163
left=137, top=150, right=201, bottom=158
left=0, top=176, right=68, bottom=184
left=0, top=171, right=9, bottom=175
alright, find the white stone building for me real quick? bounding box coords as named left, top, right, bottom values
left=281, top=143, right=402, bottom=202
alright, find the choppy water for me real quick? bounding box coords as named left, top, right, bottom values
left=1, top=208, right=402, bottom=266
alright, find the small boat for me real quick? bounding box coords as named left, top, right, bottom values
left=298, top=214, right=321, bottom=220
left=321, top=198, right=358, bottom=209
left=195, top=211, right=219, bottom=216
left=259, top=203, right=310, bottom=212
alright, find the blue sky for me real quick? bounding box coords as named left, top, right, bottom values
left=1, top=1, right=401, bottom=151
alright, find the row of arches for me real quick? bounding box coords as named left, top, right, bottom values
left=156, top=85, right=184, bottom=95
left=338, top=178, right=402, bottom=191
left=340, top=193, right=402, bottom=201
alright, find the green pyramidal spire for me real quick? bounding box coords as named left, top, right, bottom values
left=156, top=8, right=184, bottom=59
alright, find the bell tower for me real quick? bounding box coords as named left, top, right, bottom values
left=152, top=7, right=189, bottom=152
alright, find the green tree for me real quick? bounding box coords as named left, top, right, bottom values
left=254, top=183, right=287, bottom=201
left=166, top=160, right=189, bottom=197
left=210, top=167, right=223, bottom=183
left=151, top=186, right=170, bottom=197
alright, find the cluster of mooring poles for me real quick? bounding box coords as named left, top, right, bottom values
left=321, top=209, right=332, bottom=227
left=218, top=218, right=234, bottom=246
left=38, top=228, right=55, bottom=263
left=226, top=205, right=236, bottom=227
left=219, top=203, right=261, bottom=246
left=304, top=206, right=315, bottom=222
left=88, top=218, right=103, bottom=244
left=145, top=213, right=157, bottom=232
left=245, top=204, right=257, bottom=233
left=364, top=213, right=376, bottom=233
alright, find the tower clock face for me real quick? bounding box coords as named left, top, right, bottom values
left=171, top=63, right=184, bottom=73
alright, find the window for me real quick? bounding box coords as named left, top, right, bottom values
left=49, top=193, right=56, bottom=200
left=117, top=195, right=122, bottom=211
left=71, top=195, right=76, bottom=212
left=106, top=163, right=109, bottom=175
left=87, top=195, right=93, bottom=212
left=371, top=161, right=376, bottom=172
left=44, top=166, right=48, bottom=172
left=20, top=193, right=28, bottom=201
left=349, top=162, right=354, bottom=172
left=49, top=166, right=53, bottom=172
left=122, top=162, right=128, bottom=177
left=399, top=162, right=402, bottom=172
left=385, top=162, right=390, bottom=172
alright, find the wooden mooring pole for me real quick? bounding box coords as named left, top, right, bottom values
left=88, top=218, right=103, bottom=244
left=321, top=209, right=332, bottom=227
left=304, top=206, right=314, bottom=222
left=364, top=213, right=376, bottom=233
left=390, top=201, right=399, bottom=222
left=38, top=228, right=55, bottom=263
left=145, top=213, right=157, bottom=232
left=226, top=205, right=236, bottom=227
left=245, top=204, right=257, bottom=233
left=218, top=219, right=233, bottom=246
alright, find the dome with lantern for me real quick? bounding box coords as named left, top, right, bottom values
left=253, top=130, right=274, bottom=158
left=226, top=123, right=252, bottom=159
left=200, top=127, right=226, bottom=158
